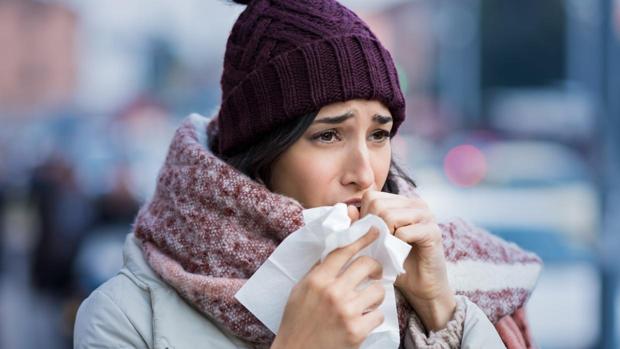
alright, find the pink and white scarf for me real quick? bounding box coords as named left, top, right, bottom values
left=133, top=114, right=542, bottom=347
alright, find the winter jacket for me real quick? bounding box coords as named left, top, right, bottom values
left=74, top=233, right=506, bottom=348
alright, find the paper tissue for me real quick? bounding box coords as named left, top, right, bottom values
left=234, top=203, right=412, bottom=348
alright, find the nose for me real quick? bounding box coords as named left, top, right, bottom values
left=340, top=142, right=374, bottom=190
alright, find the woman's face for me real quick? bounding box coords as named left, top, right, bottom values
left=270, top=99, right=393, bottom=208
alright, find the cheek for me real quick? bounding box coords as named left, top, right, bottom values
left=373, top=146, right=391, bottom=188
left=289, top=155, right=332, bottom=185
left=270, top=149, right=337, bottom=206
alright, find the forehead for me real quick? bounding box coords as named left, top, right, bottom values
left=316, top=99, right=390, bottom=117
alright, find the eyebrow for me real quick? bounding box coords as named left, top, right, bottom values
left=314, top=111, right=393, bottom=125
left=373, top=114, right=393, bottom=124
left=314, top=111, right=354, bottom=124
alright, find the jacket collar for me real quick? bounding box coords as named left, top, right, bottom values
left=122, top=233, right=163, bottom=288
left=122, top=233, right=247, bottom=349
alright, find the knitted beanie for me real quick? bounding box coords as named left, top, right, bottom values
left=209, top=0, right=406, bottom=156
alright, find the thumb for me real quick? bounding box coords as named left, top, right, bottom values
left=347, top=204, right=360, bottom=223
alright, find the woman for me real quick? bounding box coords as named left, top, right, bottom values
left=74, top=0, right=541, bottom=348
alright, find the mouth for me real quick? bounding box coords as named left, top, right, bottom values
left=343, top=198, right=362, bottom=208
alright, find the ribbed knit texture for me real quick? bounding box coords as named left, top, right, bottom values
left=212, top=0, right=406, bottom=156
left=404, top=295, right=467, bottom=348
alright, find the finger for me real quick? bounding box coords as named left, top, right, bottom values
left=350, top=281, right=385, bottom=315
left=359, top=190, right=386, bottom=218
left=347, top=204, right=360, bottom=223
left=307, top=260, right=321, bottom=273
left=320, top=228, right=379, bottom=277
left=359, top=192, right=410, bottom=219
left=360, top=191, right=429, bottom=218
left=335, top=255, right=382, bottom=290
left=354, top=307, right=385, bottom=336
left=394, top=223, right=442, bottom=248
left=301, top=260, right=323, bottom=281
left=378, top=207, right=430, bottom=233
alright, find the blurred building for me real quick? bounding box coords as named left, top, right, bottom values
left=0, top=0, right=76, bottom=115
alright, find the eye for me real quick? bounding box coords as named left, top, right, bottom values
left=311, top=129, right=341, bottom=143
left=370, top=129, right=391, bottom=142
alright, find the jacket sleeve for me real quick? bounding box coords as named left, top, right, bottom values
left=74, top=289, right=150, bottom=349
left=402, top=295, right=506, bottom=349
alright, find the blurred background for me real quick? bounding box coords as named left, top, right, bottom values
left=0, top=0, right=618, bottom=348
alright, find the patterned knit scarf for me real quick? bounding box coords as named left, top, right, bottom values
left=133, top=114, right=543, bottom=347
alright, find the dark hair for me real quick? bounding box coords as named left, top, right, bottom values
left=220, top=112, right=416, bottom=194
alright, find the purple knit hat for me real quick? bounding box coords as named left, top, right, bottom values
left=209, top=0, right=406, bottom=156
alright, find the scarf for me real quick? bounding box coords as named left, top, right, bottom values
left=133, top=114, right=543, bottom=347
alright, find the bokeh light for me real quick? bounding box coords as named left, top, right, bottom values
left=443, top=144, right=487, bottom=187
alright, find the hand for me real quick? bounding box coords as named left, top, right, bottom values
left=356, top=190, right=456, bottom=332
left=272, top=229, right=385, bottom=349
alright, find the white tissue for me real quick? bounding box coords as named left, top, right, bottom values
left=234, top=203, right=412, bottom=349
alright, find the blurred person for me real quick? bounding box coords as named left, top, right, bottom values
left=72, top=163, right=141, bottom=295
left=92, top=164, right=140, bottom=227
left=0, top=161, right=5, bottom=271
left=71, top=163, right=140, bottom=295
left=28, top=151, right=95, bottom=346
left=111, top=94, right=175, bottom=202
left=66, top=163, right=142, bottom=341
left=74, top=1, right=541, bottom=348
left=29, top=151, right=93, bottom=296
